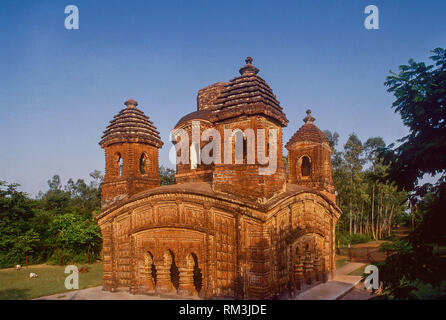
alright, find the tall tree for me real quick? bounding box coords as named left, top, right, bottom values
left=383, top=48, right=446, bottom=191
left=343, top=134, right=365, bottom=235
left=376, top=48, right=446, bottom=299
left=383, top=47, right=446, bottom=245
left=364, top=137, right=386, bottom=239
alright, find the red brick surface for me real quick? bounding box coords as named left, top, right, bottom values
left=97, top=59, right=340, bottom=299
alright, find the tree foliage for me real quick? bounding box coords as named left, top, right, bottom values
left=376, top=48, right=446, bottom=299
left=323, top=131, right=408, bottom=242
left=382, top=48, right=446, bottom=245
left=382, top=48, right=446, bottom=191
left=0, top=171, right=103, bottom=268
left=159, top=165, right=175, bottom=185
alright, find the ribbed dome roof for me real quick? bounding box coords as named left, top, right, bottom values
left=174, top=109, right=212, bottom=128
left=286, top=109, right=329, bottom=148
left=210, top=57, right=288, bottom=127
left=99, top=99, right=163, bottom=148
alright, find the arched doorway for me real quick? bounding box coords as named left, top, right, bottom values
left=191, top=253, right=202, bottom=294
left=292, top=233, right=325, bottom=289
left=169, top=250, right=180, bottom=291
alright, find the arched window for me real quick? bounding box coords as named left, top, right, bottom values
left=140, top=154, right=146, bottom=174
left=190, top=142, right=200, bottom=169
left=301, top=156, right=311, bottom=177
left=115, top=153, right=123, bottom=176
left=234, top=130, right=245, bottom=164
left=140, top=153, right=151, bottom=174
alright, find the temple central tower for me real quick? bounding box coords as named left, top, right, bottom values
left=210, top=57, right=289, bottom=203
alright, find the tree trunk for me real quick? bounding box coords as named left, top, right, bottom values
left=349, top=199, right=353, bottom=236
left=388, top=205, right=394, bottom=237
left=371, top=183, right=376, bottom=240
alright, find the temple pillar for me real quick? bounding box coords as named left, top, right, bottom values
left=100, top=222, right=114, bottom=291
left=177, top=255, right=197, bottom=296
left=313, top=250, right=321, bottom=282
left=322, top=257, right=329, bottom=283
left=155, top=252, right=175, bottom=294
left=294, top=255, right=304, bottom=290
left=303, top=250, right=313, bottom=285
left=138, top=253, right=155, bottom=294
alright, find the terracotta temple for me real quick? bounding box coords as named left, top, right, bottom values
left=96, top=57, right=341, bottom=299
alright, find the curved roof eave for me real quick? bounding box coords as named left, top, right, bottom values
left=96, top=182, right=341, bottom=220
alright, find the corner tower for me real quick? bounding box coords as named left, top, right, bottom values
left=286, top=109, right=335, bottom=202
left=99, top=99, right=163, bottom=209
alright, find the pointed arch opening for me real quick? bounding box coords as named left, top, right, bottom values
left=301, top=156, right=311, bottom=177
left=114, top=153, right=123, bottom=176
left=140, top=153, right=151, bottom=174
left=191, top=253, right=202, bottom=294
left=168, top=250, right=180, bottom=291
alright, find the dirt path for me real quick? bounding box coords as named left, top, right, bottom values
left=394, top=226, right=410, bottom=239
left=341, top=282, right=376, bottom=300
left=352, top=240, right=388, bottom=249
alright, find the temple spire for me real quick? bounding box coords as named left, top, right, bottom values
left=124, top=99, right=138, bottom=108
left=303, top=109, right=315, bottom=124
left=239, top=56, right=259, bottom=75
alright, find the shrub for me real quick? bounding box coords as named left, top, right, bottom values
left=47, top=249, right=100, bottom=265
left=337, top=232, right=373, bottom=247
left=380, top=240, right=412, bottom=255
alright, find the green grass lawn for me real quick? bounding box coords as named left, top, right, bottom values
left=0, top=263, right=103, bottom=300
left=348, top=265, right=367, bottom=276
left=335, top=258, right=348, bottom=270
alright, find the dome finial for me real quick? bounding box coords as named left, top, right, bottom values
left=124, top=99, right=138, bottom=108
left=239, top=56, right=259, bottom=75
left=303, top=109, right=315, bottom=124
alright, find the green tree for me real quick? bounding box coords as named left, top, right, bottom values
left=343, top=134, right=365, bottom=235
left=0, top=171, right=104, bottom=267
left=159, top=166, right=175, bottom=185
left=49, top=213, right=101, bottom=264
left=383, top=47, right=446, bottom=191
left=377, top=48, right=446, bottom=299
left=0, top=181, right=39, bottom=266
left=383, top=47, right=446, bottom=244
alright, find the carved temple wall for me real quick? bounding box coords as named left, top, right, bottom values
left=97, top=189, right=339, bottom=299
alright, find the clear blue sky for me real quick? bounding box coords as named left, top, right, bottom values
left=1, top=0, right=445, bottom=196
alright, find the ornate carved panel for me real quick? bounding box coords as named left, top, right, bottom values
left=184, top=204, right=205, bottom=228
left=157, top=203, right=179, bottom=225
left=214, top=212, right=236, bottom=296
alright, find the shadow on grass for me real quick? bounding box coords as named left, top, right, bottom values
left=0, top=288, right=31, bottom=300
